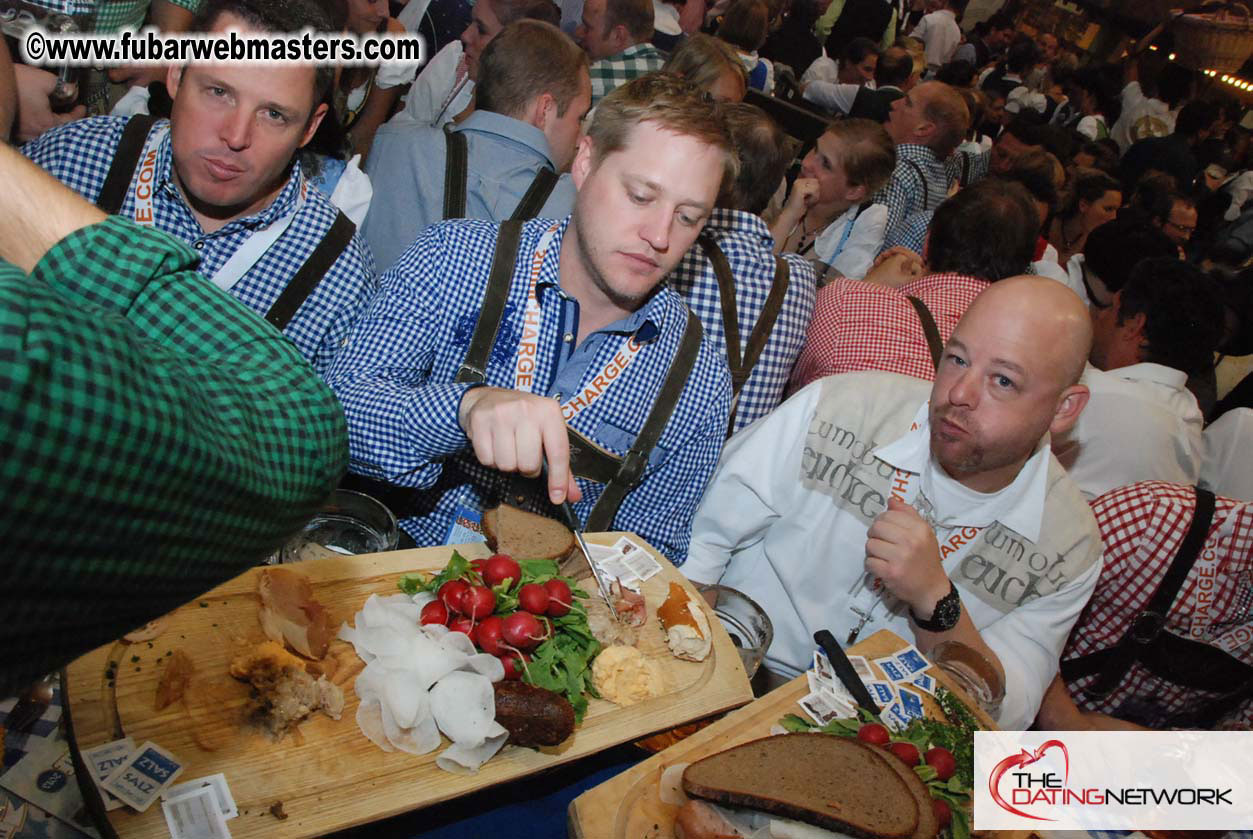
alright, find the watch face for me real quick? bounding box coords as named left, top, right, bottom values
left=932, top=593, right=961, bottom=630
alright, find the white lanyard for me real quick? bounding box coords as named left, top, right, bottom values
left=513, top=225, right=647, bottom=420
left=130, top=123, right=305, bottom=292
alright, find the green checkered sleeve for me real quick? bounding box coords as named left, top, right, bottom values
left=0, top=216, right=347, bottom=696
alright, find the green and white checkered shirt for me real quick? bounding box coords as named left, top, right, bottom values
left=29, top=0, right=202, bottom=33
left=0, top=216, right=347, bottom=696
left=589, top=43, right=666, bottom=106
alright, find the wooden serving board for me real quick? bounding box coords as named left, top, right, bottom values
left=63, top=533, right=753, bottom=839
left=568, top=629, right=1013, bottom=839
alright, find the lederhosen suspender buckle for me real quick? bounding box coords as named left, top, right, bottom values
left=1128, top=609, right=1168, bottom=645
left=1061, top=487, right=1218, bottom=701
left=442, top=125, right=559, bottom=222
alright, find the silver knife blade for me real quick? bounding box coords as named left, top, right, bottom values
left=559, top=501, right=621, bottom=622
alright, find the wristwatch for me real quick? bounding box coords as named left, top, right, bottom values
left=910, top=581, right=962, bottom=632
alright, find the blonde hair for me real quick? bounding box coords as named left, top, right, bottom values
left=662, top=33, right=747, bottom=96
left=587, top=73, right=738, bottom=186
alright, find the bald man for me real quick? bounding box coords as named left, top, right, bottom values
left=684, top=277, right=1105, bottom=729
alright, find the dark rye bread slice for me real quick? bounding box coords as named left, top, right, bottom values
left=682, top=733, right=924, bottom=839
left=481, top=504, right=574, bottom=561
left=877, top=742, right=940, bottom=839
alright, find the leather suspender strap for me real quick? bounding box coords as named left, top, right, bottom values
left=455, top=220, right=525, bottom=384
left=902, top=157, right=930, bottom=210
left=442, top=124, right=469, bottom=220
left=1060, top=487, right=1218, bottom=698
left=906, top=295, right=943, bottom=370
left=509, top=167, right=559, bottom=221
left=264, top=210, right=356, bottom=330
left=698, top=234, right=791, bottom=431
left=583, top=309, right=703, bottom=532
left=97, top=114, right=160, bottom=214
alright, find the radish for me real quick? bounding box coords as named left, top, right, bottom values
left=448, top=615, right=474, bottom=636
left=518, top=583, right=550, bottom=615
left=543, top=579, right=573, bottom=617
left=462, top=585, right=496, bottom=619
left=500, top=650, right=531, bottom=680
left=419, top=600, right=450, bottom=626
left=925, top=747, right=957, bottom=781
left=886, top=741, right=920, bottom=766
left=501, top=611, right=545, bottom=650
left=481, top=554, right=522, bottom=590
left=932, top=799, right=951, bottom=829
left=475, top=616, right=505, bottom=655
left=856, top=723, right=890, bottom=746
left=438, top=579, right=470, bottom=615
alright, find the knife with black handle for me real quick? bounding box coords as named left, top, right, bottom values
left=814, top=629, right=882, bottom=717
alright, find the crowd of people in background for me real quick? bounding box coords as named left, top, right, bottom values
left=2, top=0, right=1252, bottom=732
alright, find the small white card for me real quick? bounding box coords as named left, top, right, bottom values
left=162, top=773, right=237, bottom=820
left=894, top=645, right=931, bottom=676
left=910, top=673, right=937, bottom=695
left=885, top=700, right=912, bottom=731
left=612, top=536, right=663, bottom=582
left=82, top=738, right=134, bottom=811
left=874, top=654, right=909, bottom=683
left=811, top=650, right=835, bottom=685
left=847, top=654, right=873, bottom=680
left=799, top=691, right=852, bottom=725
left=866, top=680, right=896, bottom=707
left=898, top=685, right=926, bottom=720
left=162, top=786, right=232, bottom=839
left=101, top=740, right=183, bottom=812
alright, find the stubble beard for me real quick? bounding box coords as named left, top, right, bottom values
left=571, top=200, right=654, bottom=312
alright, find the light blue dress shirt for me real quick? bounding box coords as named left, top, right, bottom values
left=362, top=109, right=576, bottom=273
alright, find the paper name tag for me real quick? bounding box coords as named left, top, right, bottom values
left=162, top=786, right=232, bottom=839
left=101, top=740, right=183, bottom=812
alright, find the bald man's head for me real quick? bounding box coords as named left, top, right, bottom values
left=928, top=276, right=1091, bottom=492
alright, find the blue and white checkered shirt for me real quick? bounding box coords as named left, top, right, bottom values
left=666, top=209, right=816, bottom=435
left=325, top=216, right=732, bottom=563
left=873, top=143, right=951, bottom=254
left=23, top=116, right=376, bottom=375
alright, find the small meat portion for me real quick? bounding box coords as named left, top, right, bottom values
left=257, top=567, right=336, bottom=659
left=610, top=579, right=647, bottom=628
left=154, top=649, right=194, bottom=711
left=674, top=800, right=744, bottom=839
left=230, top=641, right=344, bottom=738
left=492, top=681, right=575, bottom=747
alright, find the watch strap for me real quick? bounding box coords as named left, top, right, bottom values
left=910, top=580, right=961, bottom=632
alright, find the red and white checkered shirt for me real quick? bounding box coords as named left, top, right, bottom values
left=789, top=272, right=989, bottom=390
left=1063, top=481, right=1253, bottom=729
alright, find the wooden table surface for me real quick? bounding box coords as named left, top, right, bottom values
left=63, top=534, right=754, bottom=839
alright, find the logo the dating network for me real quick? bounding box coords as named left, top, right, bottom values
left=975, top=731, right=1253, bottom=831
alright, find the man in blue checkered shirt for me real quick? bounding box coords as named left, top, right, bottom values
left=327, top=75, right=734, bottom=564
left=666, top=102, right=816, bottom=436
left=22, top=0, right=376, bottom=376
left=875, top=80, right=968, bottom=254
